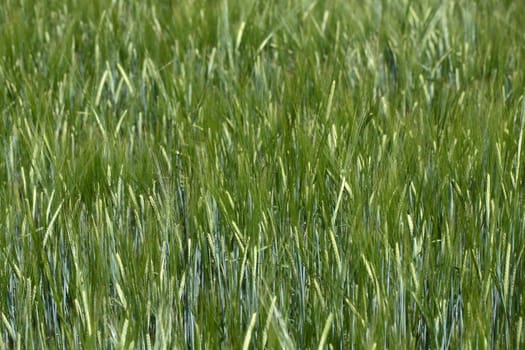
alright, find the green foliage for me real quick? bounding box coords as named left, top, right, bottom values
left=1, top=0, right=525, bottom=348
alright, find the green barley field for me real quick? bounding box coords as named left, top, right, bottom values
left=1, top=0, right=524, bottom=348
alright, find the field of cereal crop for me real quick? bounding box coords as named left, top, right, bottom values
left=1, top=1, right=524, bottom=348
